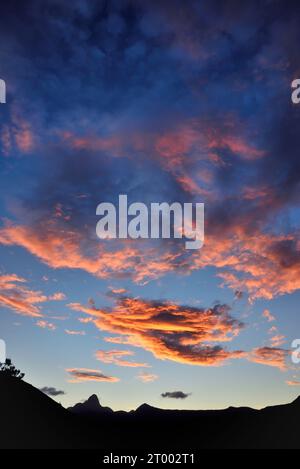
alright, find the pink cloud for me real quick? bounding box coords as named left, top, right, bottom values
left=66, top=368, right=119, bottom=383
left=36, top=320, right=56, bottom=331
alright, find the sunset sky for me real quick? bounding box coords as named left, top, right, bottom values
left=0, top=0, right=300, bottom=411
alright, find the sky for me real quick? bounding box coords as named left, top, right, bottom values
left=0, top=0, right=300, bottom=411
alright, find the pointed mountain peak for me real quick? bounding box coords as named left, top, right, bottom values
left=136, top=403, right=156, bottom=413
left=68, top=394, right=114, bottom=415
left=82, top=394, right=102, bottom=411
left=86, top=394, right=100, bottom=406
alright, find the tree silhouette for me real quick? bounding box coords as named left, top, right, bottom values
left=0, top=358, right=25, bottom=379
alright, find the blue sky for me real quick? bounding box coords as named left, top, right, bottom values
left=0, top=0, right=300, bottom=410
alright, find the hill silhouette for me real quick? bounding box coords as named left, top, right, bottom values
left=1, top=374, right=300, bottom=449
left=0, top=374, right=102, bottom=448
left=68, top=394, right=114, bottom=417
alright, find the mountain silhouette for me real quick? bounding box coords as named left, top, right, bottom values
left=0, top=374, right=102, bottom=448
left=68, top=394, right=114, bottom=416
left=1, top=374, right=300, bottom=449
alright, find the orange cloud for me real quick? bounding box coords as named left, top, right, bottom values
left=0, top=273, right=65, bottom=317
left=0, top=222, right=183, bottom=284
left=96, top=349, right=150, bottom=368
left=108, top=287, right=128, bottom=295
left=286, top=380, right=300, bottom=386
left=269, top=335, right=286, bottom=347
left=137, top=372, right=159, bottom=383
left=262, top=309, right=275, bottom=322
left=248, top=347, right=289, bottom=371
left=214, top=232, right=300, bottom=301
left=69, top=297, right=245, bottom=366
left=0, top=210, right=299, bottom=302
left=66, top=368, right=119, bottom=383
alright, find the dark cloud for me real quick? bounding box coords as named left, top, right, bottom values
left=161, top=391, right=190, bottom=399
left=39, top=386, right=65, bottom=397
left=234, top=290, right=244, bottom=300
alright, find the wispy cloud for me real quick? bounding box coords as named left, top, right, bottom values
left=137, top=372, right=159, bottom=383
left=65, top=329, right=86, bottom=336
left=36, top=320, right=56, bottom=331
left=262, top=309, right=275, bottom=322
left=96, top=349, right=150, bottom=368
left=286, top=380, right=300, bottom=386
left=248, top=347, right=289, bottom=371
left=0, top=274, right=64, bottom=317
left=66, top=368, right=119, bottom=383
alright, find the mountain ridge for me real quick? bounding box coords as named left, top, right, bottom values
left=1, top=374, right=300, bottom=449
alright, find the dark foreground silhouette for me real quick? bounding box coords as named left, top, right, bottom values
left=1, top=374, right=299, bottom=449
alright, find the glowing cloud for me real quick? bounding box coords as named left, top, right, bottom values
left=0, top=273, right=65, bottom=317
left=248, top=347, right=289, bottom=371
left=69, top=296, right=245, bottom=366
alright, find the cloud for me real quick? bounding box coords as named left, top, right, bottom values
left=108, top=287, right=128, bottom=295
left=39, top=386, right=65, bottom=396
left=65, top=329, right=86, bottom=336
left=234, top=290, right=244, bottom=300
left=48, top=292, right=66, bottom=301
left=136, top=372, right=159, bottom=383
left=1, top=110, right=35, bottom=156
left=78, top=317, right=94, bottom=324
left=0, top=273, right=64, bottom=317
left=66, top=368, right=120, bottom=383
left=104, top=336, right=136, bottom=345
left=269, top=335, right=285, bottom=347
left=1, top=219, right=299, bottom=303
left=248, top=347, right=289, bottom=371
left=286, top=380, right=300, bottom=386
left=50, top=315, right=69, bottom=321
left=0, top=223, right=182, bottom=284
left=96, top=350, right=150, bottom=368
left=161, top=391, right=190, bottom=399
left=208, top=232, right=300, bottom=302
left=36, top=320, right=56, bottom=331
left=69, top=296, right=245, bottom=366
left=0, top=0, right=299, bottom=319
left=262, top=309, right=275, bottom=322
